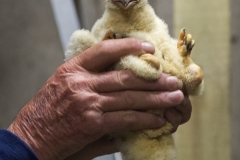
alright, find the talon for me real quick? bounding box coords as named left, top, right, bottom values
left=178, top=29, right=195, bottom=57
left=184, top=40, right=187, bottom=45
left=178, top=28, right=187, bottom=49
left=139, top=54, right=160, bottom=70
left=189, top=40, right=195, bottom=51
left=121, top=34, right=127, bottom=38
left=113, top=33, right=117, bottom=39
left=188, top=47, right=192, bottom=52
left=102, top=29, right=128, bottom=40
left=187, top=42, right=193, bottom=50
left=114, top=33, right=123, bottom=39
left=102, top=29, right=115, bottom=40
left=183, top=28, right=186, bottom=34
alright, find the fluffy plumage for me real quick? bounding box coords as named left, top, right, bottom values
left=65, top=0, right=204, bottom=159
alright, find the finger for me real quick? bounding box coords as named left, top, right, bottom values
left=91, top=71, right=183, bottom=93
left=164, top=108, right=182, bottom=133
left=97, top=90, right=184, bottom=112
left=102, top=110, right=167, bottom=133
left=73, top=38, right=155, bottom=72
left=175, top=97, right=192, bottom=124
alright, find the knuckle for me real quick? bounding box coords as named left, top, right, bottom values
left=116, top=70, right=134, bottom=87
left=126, top=38, right=142, bottom=50
left=90, top=94, right=103, bottom=111
left=123, top=111, right=138, bottom=127
left=67, top=76, right=86, bottom=92
left=116, top=70, right=125, bottom=87
left=155, top=93, right=167, bottom=106
left=121, top=91, right=135, bottom=108
left=96, top=40, right=108, bottom=52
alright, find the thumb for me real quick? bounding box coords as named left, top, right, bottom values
left=72, top=38, right=155, bottom=72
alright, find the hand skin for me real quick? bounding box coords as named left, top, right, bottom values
left=65, top=97, right=192, bottom=160
left=7, top=38, right=191, bottom=160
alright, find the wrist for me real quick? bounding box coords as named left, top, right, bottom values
left=7, top=77, right=61, bottom=160
left=8, top=113, right=54, bottom=160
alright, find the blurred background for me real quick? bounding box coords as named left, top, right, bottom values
left=0, top=0, right=239, bottom=160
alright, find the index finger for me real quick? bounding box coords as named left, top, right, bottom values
left=73, top=38, right=155, bottom=72
left=91, top=71, right=183, bottom=93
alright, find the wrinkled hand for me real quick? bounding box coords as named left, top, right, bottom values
left=8, top=38, right=190, bottom=160
left=65, top=98, right=192, bottom=160
left=165, top=96, right=192, bottom=133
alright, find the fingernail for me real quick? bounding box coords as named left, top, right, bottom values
left=141, top=42, right=155, bottom=53
left=167, top=76, right=183, bottom=90
left=167, top=91, right=184, bottom=103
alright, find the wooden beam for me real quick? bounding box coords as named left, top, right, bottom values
left=230, top=0, right=240, bottom=159
left=174, top=0, right=231, bottom=160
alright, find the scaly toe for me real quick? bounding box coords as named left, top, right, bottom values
left=189, top=40, right=195, bottom=51
left=102, top=29, right=115, bottom=40
left=139, top=54, right=160, bottom=70
left=114, top=33, right=127, bottom=39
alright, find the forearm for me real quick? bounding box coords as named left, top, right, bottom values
left=8, top=79, right=60, bottom=159
left=7, top=75, right=75, bottom=160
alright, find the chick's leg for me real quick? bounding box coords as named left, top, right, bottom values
left=177, top=28, right=203, bottom=88
left=177, top=28, right=195, bottom=57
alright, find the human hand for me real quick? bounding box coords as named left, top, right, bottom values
left=8, top=38, right=185, bottom=160
left=64, top=98, right=192, bottom=160
left=165, top=96, right=192, bottom=133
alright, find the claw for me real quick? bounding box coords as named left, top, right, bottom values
left=102, top=29, right=115, bottom=40
left=121, top=34, right=127, bottom=38
left=187, top=44, right=191, bottom=51
left=183, top=28, right=186, bottom=33
left=178, top=29, right=186, bottom=42
left=178, top=29, right=195, bottom=57
left=184, top=40, right=187, bottom=45
left=188, top=40, right=195, bottom=51
left=113, top=33, right=117, bottom=39
left=102, top=29, right=127, bottom=40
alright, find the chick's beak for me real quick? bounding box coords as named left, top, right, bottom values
left=113, top=0, right=140, bottom=9
left=120, top=0, right=131, bottom=6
